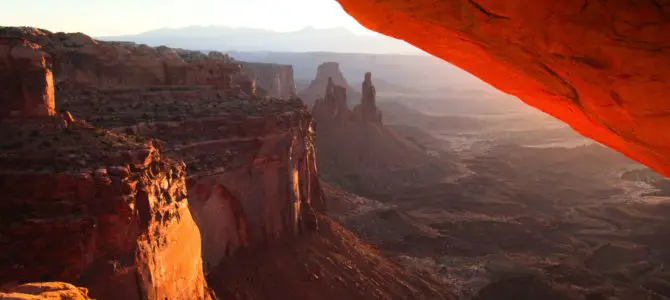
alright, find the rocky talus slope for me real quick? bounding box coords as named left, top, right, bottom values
left=336, top=0, right=670, bottom=176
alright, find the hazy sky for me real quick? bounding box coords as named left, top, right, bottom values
left=1, top=0, right=372, bottom=36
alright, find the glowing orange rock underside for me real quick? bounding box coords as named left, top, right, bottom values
left=337, top=0, right=670, bottom=176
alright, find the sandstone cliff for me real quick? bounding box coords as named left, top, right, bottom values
left=0, top=282, right=92, bottom=300
left=336, top=0, right=670, bottom=176
left=298, top=62, right=359, bottom=107
left=59, top=86, right=323, bottom=272
left=241, top=62, right=297, bottom=99
left=0, top=118, right=211, bottom=300
left=0, top=30, right=215, bottom=300
left=0, top=27, right=240, bottom=90
left=1, top=27, right=324, bottom=290
left=0, top=37, right=55, bottom=118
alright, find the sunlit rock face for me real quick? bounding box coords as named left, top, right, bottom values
left=0, top=282, right=92, bottom=300
left=0, top=119, right=211, bottom=300
left=60, top=89, right=324, bottom=273
left=0, top=36, right=212, bottom=298
left=0, top=37, right=55, bottom=118
left=337, top=0, right=670, bottom=176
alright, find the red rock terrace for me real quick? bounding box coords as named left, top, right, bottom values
left=0, top=33, right=212, bottom=300
left=0, top=27, right=322, bottom=299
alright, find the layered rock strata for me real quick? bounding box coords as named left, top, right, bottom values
left=60, top=87, right=324, bottom=271
left=336, top=0, right=670, bottom=176
left=0, top=30, right=212, bottom=299
left=0, top=27, right=240, bottom=90
left=0, top=118, right=211, bottom=300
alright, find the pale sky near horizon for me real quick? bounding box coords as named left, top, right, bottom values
left=0, top=0, right=373, bottom=36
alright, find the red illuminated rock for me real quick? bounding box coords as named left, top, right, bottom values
left=0, top=37, right=55, bottom=118
left=336, top=0, right=670, bottom=176
left=60, top=89, right=324, bottom=273
left=0, top=282, right=92, bottom=300
left=0, top=119, right=212, bottom=300
left=0, top=36, right=212, bottom=298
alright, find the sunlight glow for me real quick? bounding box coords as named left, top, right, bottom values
left=0, top=0, right=372, bottom=36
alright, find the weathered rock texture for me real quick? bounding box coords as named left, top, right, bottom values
left=0, top=37, right=55, bottom=118
left=298, top=62, right=359, bottom=107
left=60, top=88, right=324, bottom=272
left=241, top=62, right=297, bottom=99
left=352, top=72, right=382, bottom=123
left=336, top=0, right=670, bottom=176
left=0, top=27, right=240, bottom=90
left=0, top=119, right=211, bottom=300
left=0, top=34, right=211, bottom=299
left=312, top=77, right=352, bottom=121
left=0, top=282, right=92, bottom=300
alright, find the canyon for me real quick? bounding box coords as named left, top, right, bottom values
left=3, top=1, right=670, bottom=299
left=0, top=27, right=451, bottom=300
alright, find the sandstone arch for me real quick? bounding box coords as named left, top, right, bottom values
left=336, top=0, right=670, bottom=176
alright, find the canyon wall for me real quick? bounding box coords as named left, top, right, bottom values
left=60, top=86, right=324, bottom=272
left=0, top=118, right=211, bottom=299
left=241, top=62, right=297, bottom=99
left=0, top=27, right=239, bottom=90
left=0, top=37, right=55, bottom=117
left=0, top=26, right=323, bottom=299
left=336, top=0, right=670, bottom=176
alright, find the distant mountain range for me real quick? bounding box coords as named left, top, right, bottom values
left=98, top=26, right=421, bottom=54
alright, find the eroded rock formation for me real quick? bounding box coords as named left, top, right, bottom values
left=0, top=282, right=92, bottom=300
left=0, top=120, right=211, bottom=299
left=1, top=26, right=325, bottom=300
left=60, top=88, right=323, bottom=271
left=353, top=72, right=382, bottom=123
left=241, top=62, right=297, bottom=99
left=0, top=28, right=212, bottom=300
left=0, top=37, right=55, bottom=117
left=336, top=0, right=670, bottom=176
left=233, top=73, right=258, bottom=97
left=298, top=62, right=359, bottom=107
left=312, top=77, right=352, bottom=121
left=0, top=27, right=240, bottom=90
